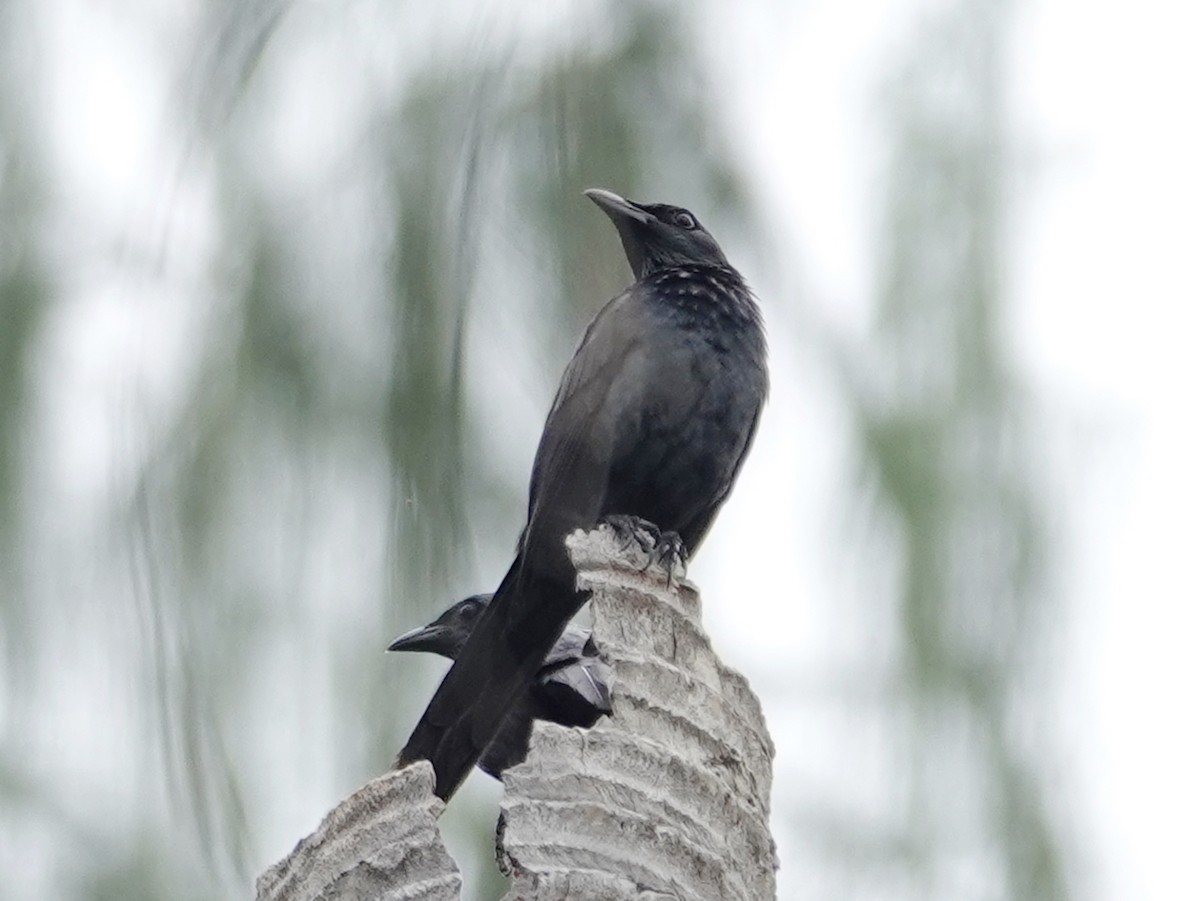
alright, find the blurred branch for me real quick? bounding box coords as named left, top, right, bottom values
left=257, top=526, right=777, bottom=900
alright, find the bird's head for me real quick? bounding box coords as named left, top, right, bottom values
left=386, top=593, right=491, bottom=659
left=585, top=188, right=729, bottom=278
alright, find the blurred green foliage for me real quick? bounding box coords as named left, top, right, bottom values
left=849, top=1, right=1069, bottom=896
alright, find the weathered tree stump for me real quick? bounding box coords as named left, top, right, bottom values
left=258, top=526, right=776, bottom=900
left=255, top=763, right=460, bottom=900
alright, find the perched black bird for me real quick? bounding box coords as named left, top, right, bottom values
left=399, top=188, right=767, bottom=799
left=388, top=594, right=613, bottom=778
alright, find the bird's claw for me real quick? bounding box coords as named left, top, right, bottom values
left=600, top=515, right=688, bottom=585
left=648, top=531, right=688, bottom=587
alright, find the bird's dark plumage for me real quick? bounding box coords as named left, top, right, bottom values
left=399, top=188, right=768, bottom=799
left=388, top=593, right=613, bottom=777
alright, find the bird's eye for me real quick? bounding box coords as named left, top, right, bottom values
left=673, top=212, right=697, bottom=230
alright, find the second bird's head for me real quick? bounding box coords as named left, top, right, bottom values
left=387, top=593, right=492, bottom=659
left=585, top=188, right=729, bottom=279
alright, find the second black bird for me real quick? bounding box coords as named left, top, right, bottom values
left=389, top=594, right=613, bottom=778
left=399, top=188, right=768, bottom=799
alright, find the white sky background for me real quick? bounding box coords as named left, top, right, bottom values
left=16, top=0, right=1200, bottom=897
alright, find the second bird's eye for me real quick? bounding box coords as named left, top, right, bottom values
left=673, top=212, right=696, bottom=230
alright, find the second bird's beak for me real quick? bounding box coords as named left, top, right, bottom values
left=584, top=188, right=652, bottom=225
left=387, top=624, right=444, bottom=653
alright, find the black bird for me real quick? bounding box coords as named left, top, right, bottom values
left=388, top=594, right=613, bottom=778
left=399, top=188, right=767, bottom=799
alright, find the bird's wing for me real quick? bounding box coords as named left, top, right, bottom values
left=400, top=289, right=649, bottom=799
left=541, top=623, right=591, bottom=668
left=521, top=288, right=650, bottom=559
left=538, top=652, right=614, bottom=724
left=453, top=291, right=643, bottom=753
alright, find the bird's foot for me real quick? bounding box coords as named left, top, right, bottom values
left=648, top=530, right=688, bottom=587
left=600, top=515, right=688, bottom=585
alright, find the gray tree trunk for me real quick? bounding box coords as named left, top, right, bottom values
left=258, top=526, right=777, bottom=900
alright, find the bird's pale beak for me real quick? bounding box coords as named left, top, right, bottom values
left=387, top=624, right=444, bottom=653
left=584, top=188, right=652, bottom=224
